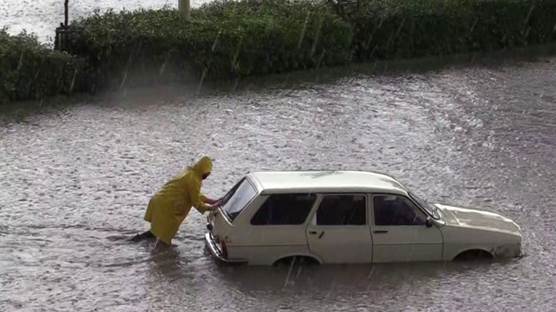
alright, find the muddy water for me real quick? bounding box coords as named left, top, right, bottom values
left=1, top=57, right=556, bottom=311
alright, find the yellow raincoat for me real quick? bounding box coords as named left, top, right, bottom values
left=144, top=156, right=213, bottom=244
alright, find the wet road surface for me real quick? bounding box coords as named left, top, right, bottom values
left=1, top=55, right=556, bottom=311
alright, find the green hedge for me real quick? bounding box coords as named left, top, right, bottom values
left=1, top=0, right=556, bottom=104
left=0, top=29, right=87, bottom=104
left=351, top=0, right=556, bottom=61
left=65, top=1, right=352, bottom=89
left=63, top=0, right=556, bottom=89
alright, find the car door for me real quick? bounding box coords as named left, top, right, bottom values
left=370, top=194, right=443, bottom=263
left=241, top=193, right=317, bottom=264
left=306, top=194, right=373, bottom=263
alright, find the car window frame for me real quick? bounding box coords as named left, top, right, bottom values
left=220, top=178, right=260, bottom=224
left=309, top=193, right=369, bottom=227
left=370, top=193, right=429, bottom=226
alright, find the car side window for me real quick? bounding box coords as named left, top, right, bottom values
left=251, top=194, right=316, bottom=225
left=316, top=195, right=366, bottom=225
left=373, top=195, right=426, bottom=226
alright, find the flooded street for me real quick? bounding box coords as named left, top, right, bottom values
left=1, top=54, right=555, bottom=311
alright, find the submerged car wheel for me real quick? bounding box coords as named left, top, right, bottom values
left=454, top=249, right=494, bottom=261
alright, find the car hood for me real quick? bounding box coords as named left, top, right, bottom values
left=435, top=204, right=521, bottom=235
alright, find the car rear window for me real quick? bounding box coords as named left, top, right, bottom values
left=222, top=179, right=257, bottom=221
left=251, top=193, right=316, bottom=225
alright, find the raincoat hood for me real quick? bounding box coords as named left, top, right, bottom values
left=192, top=156, right=213, bottom=177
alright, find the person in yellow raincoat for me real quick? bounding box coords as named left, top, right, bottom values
left=131, top=156, right=219, bottom=245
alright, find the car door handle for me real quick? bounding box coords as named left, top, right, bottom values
left=373, top=230, right=388, bottom=234
left=308, top=231, right=325, bottom=239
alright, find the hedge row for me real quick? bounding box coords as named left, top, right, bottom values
left=1, top=0, right=555, bottom=104
left=64, top=1, right=351, bottom=90
left=0, top=29, right=88, bottom=104
left=350, top=0, right=556, bottom=60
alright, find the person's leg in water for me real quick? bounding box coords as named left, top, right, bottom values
left=130, top=230, right=155, bottom=242
left=152, top=238, right=172, bottom=252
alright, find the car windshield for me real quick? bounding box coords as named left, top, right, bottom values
left=221, top=178, right=257, bottom=221
left=409, top=192, right=441, bottom=219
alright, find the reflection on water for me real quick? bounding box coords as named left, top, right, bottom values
left=1, top=56, right=555, bottom=311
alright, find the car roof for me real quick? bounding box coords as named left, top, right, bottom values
left=247, top=171, right=408, bottom=195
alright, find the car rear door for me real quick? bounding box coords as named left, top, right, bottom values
left=306, top=194, right=373, bottom=263
left=370, top=194, right=443, bottom=263
left=236, top=193, right=316, bottom=265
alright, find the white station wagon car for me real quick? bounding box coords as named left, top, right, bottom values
left=205, top=171, right=522, bottom=265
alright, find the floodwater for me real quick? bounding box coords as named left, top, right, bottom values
left=1, top=53, right=555, bottom=311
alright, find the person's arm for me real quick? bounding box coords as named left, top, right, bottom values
left=201, top=194, right=218, bottom=205
left=187, top=181, right=213, bottom=214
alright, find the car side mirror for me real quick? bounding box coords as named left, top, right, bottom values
left=425, top=217, right=434, bottom=228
